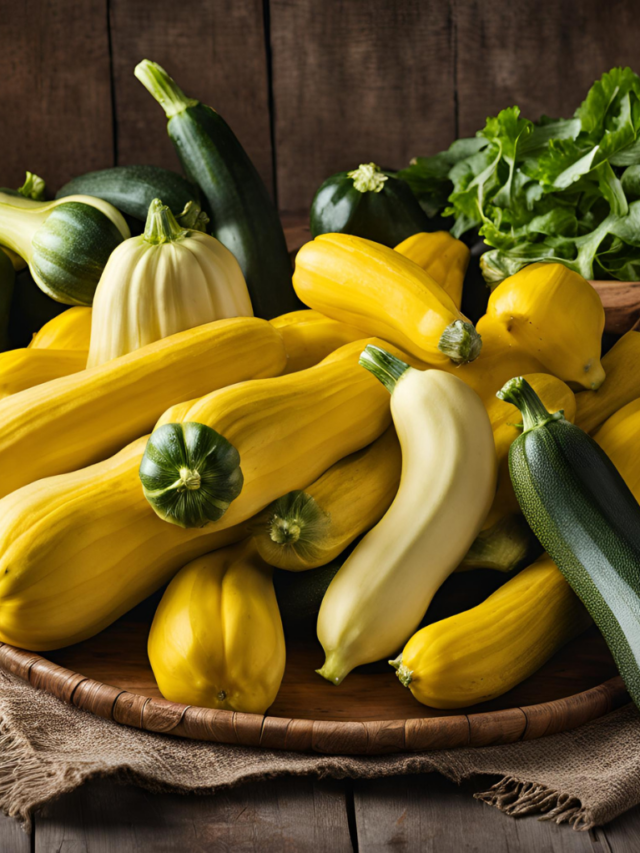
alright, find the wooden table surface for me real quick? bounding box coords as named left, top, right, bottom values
left=1, top=772, right=639, bottom=851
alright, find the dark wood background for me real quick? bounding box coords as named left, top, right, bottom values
left=2, top=0, right=640, bottom=219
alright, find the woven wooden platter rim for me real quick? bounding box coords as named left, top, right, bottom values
left=0, top=642, right=629, bottom=755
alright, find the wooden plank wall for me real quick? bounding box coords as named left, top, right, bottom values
left=1, top=0, right=639, bottom=216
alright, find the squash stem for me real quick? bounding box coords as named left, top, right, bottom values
left=347, top=163, right=388, bottom=193
left=497, top=377, right=565, bottom=433
left=270, top=515, right=302, bottom=545
left=389, top=655, right=413, bottom=687
left=438, top=319, right=482, bottom=364
left=144, top=198, right=187, bottom=244
left=134, top=59, right=199, bottom=118
left=17, top=171, right=46, bottom=201
left=359, top=344, right=410, bottom=394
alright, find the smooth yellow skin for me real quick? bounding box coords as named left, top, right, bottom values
left=270, top=309, right=364, bottom=374
left=576, top=331, right=640, bottom=434
left=0, top=437, right=247, bottom=650
left=0, top=348, right=88, bottom=399
left=149, top=541, right=285, bottom=714
left=317, top=367, right=496, bottom=684
left=482, top=372, right=576, bottom=529
left=594, top=398, right=640, bottom=500
left=292, top=233, right=472, bottom=365
left=398, top=554, right=591, bottom=709
left=394, top=231, right=469, bottom=310
left=484, top=263, right=605, bottom=390
left=0, top=316, right=286, bottom=499
left=88, top=231, right=252, bottom=367
left=253, top=425, right=402, bottom=571
left=0, top=339, right=391, bottom=650
left=29, top=307, right=92, bottom=350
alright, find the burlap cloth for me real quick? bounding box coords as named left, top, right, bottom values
left=1, top=671, right=639, bottom=831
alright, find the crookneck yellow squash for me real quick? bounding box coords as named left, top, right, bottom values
left=252, top=425, right=402, bottom=570
left=482, top=262, right=605, bottom=390
left=0, top=316, right=286, bottom=499
left=292, top=233, right=481, bottom=365
left=394, top=231, right=469, bottom=310
left=576, top=330, right=640, bottom=434
left=148, top=540, right=285, bottom=714
left=392, top=554, right=591, bottom=709
left=0, top=339, right=392, bottom=649
left=270, top=309, right=364, bottom=374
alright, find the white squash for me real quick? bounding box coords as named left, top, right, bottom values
left=87, top=198, right=253, bottom=367
left=316, top=345, right=497, bottom=685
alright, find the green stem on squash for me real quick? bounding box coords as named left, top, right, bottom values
left=134, top=59, right=199, bottom=118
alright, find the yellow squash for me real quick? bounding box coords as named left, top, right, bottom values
left=0, top=339, right=392, bottom=649
left=393, top=554, right=591, bottom=708
left=292, top=233, right=481, bottom=365
left=594, top=397, right=640, bottom=499
left=252, top=426, right=401, bottom=570
left=148, top=541, right=285, bottom=714
left=482, top=263, right=605, bottom=390
left=0, top=316, right=286, bottom=499
left=576, top=330, right=640, bottom=433
left=270, top=309, right=363, bottom=374
left=0, top=348, right=88, bottom=399
left=29, top=307, right=92, bottom=350
left=394, top=231, right=469, bottom=309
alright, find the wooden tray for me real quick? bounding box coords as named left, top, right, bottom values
left=0, top=576, right=630, bottom=755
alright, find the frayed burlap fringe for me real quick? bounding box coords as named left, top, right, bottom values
left=475, top=776, right=591, bottom=830
left=1, top=670, right=640, bottom=830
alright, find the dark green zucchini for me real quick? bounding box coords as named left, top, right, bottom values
left=310, top=163, right=432, bottom=247
left=499, top=376, right=640, bottom=708
left=56, top=165, right=207, bottom=232
left=0, top=249, right=15, bottom=351
left=135, top=59, right=300, bottom=320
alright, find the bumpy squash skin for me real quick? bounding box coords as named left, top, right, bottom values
left=293, top=234, right=478, bottom=366
left=310, top=169, right=431, bottom=248
left=253, top=426, right=401, bottom=570
left=484, top=263, right=605, bottom=390
left=270, top=309, right=364, bottom=374
left=397, top=555, right=591, bottom=708
left=29, top=306, right=92, bottom=350
left=148, top=541, right=285, bottom=714
left=0, top=339, right=391, bottom=650
left=394, top=231, right=469, bottom=310
left=0, top=317, right=286, bottom=499
left=576, top=330, right=640, bottom=434
left=505, top=383, right=640, bottom=709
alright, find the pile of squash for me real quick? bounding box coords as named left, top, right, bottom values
left=2, top=60, right=640, bottom=718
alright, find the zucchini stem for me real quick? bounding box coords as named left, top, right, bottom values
left=497, top=377, right=565, bottom=433
left=438, top=319, right=483, bottom=364
left=347, top=163, right=388, bottom=193
left=359, top=344, right=410, bottom=393
left=144, top=198, right=187, bottom=244
left=134, top=59, right=198, bottom=118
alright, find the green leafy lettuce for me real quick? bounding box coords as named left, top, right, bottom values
left=400, top=67, right=640, bottom=283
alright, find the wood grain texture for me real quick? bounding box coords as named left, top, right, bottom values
left=0, top=623, right=629, bottom=755
left=591, top=281, right=640, bottom=335
left=33, top=776, right=352, bottom=852
left=0, top=0, right=114, bottom=191
left=455, top=0, right=640, bottom=136
left=269, top=0, right=456, bottom=214
left=109, top=0, right=275, bottom=195
left=353, top=774, right=604, bottom=852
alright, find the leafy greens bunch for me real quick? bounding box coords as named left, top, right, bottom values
left=399, top=67, right=640, bottom=284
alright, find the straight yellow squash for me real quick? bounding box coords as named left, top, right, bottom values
left=252, top=426, right=401, bottom=570
left=0, top=339, right=392, bottom=649
left=594, top=397, right=640, bottom=499
left=270, top=309, right=363, bottom=374
left=482, top=263, right=605, bottom=390
left=0, top=347, right=88, bottom=399
left=576, top=330, right=640, bottom=433
left=148, top=541, right=285, bottom=714
left=0, top=316, right=286, bottom=499
left=394, top=231, right=469, bottom=309
left=393, top=554, right=591, bottom=708
left=292, top=233, right=482, bottom=365
left=29, top=307, right=92, bottom=350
